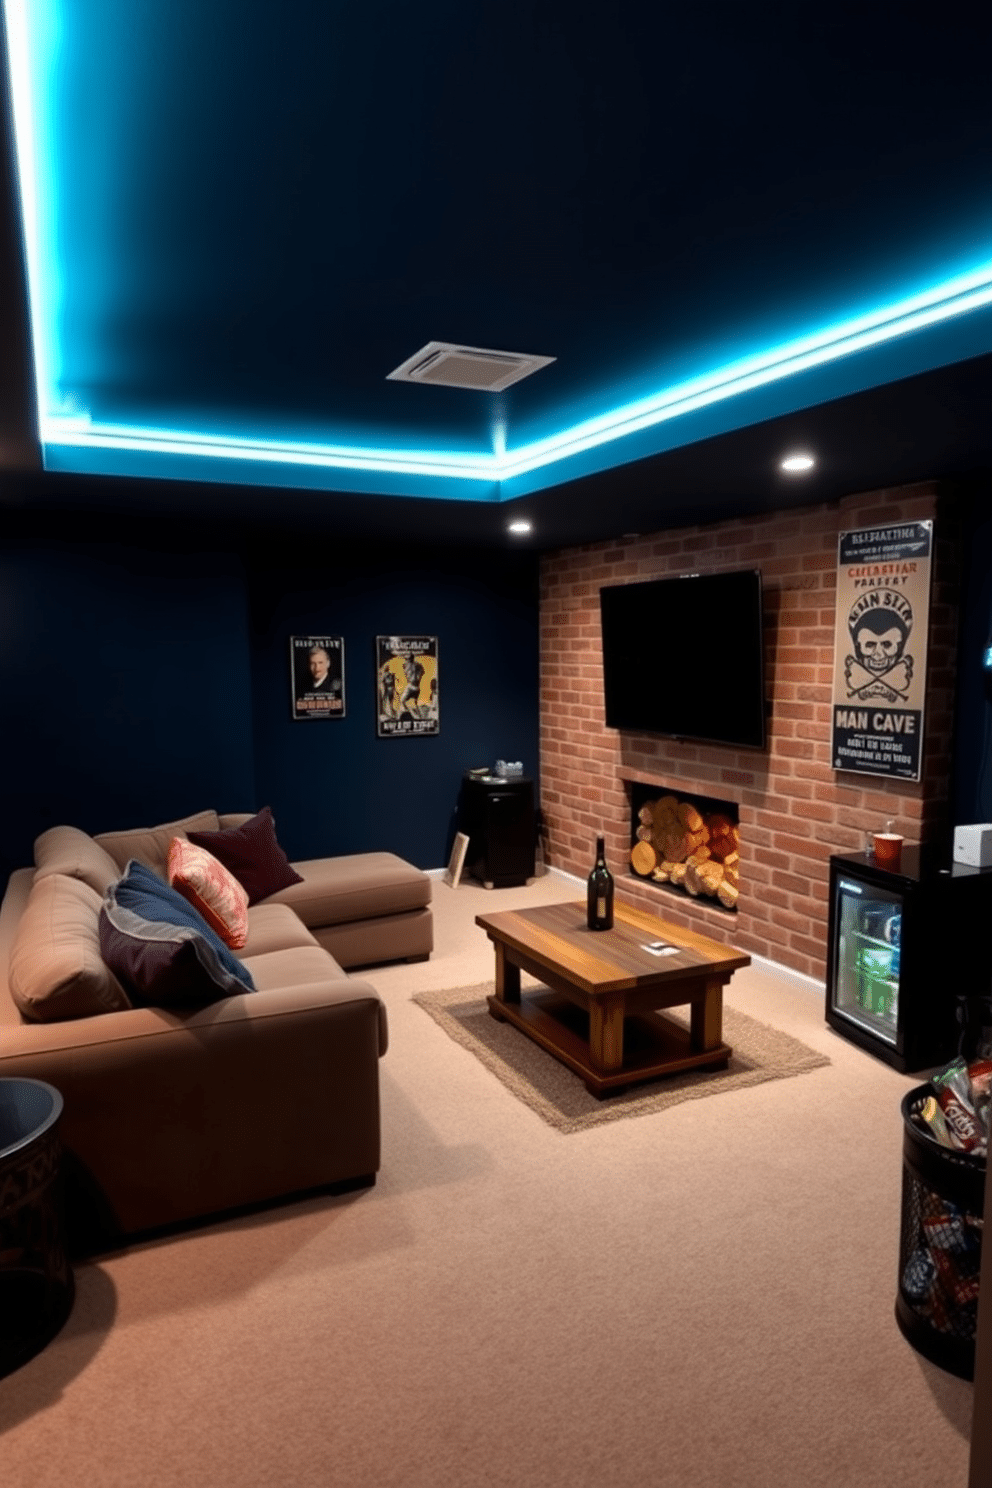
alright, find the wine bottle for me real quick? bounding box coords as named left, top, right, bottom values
left=587, top=835, right=615, bottom=931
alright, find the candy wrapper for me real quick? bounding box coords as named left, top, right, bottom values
left=903, top=1195, right=983, bottom=1333
left=967, top=1057, right=992, bottom=1138
left=914, top=1096, right=955, bottom=1149
left=934, top=1057, right=973, bottom=1107
left=929, top=1059, right=987, bottom=1154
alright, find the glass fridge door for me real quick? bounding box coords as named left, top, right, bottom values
left=831, top=874, right=902, bottom=1048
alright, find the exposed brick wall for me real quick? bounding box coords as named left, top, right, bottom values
left=538, top=482, right=961, bottom=981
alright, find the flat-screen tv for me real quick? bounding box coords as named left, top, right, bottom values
left=600, top=568, right=767, bottom=749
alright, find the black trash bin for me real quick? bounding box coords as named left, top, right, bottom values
left=0, top=1078, right=75, bottom=1377
left=895, top=1083, right=985, bottom=1380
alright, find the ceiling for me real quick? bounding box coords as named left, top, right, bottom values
left=1, top=0, right=991, bottom=548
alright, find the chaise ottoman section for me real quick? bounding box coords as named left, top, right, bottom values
left=310, top=908, right=433, bottom=970
left=266, top=851, right=432, bottom=924
left=263, top=852, right=433, bottom=968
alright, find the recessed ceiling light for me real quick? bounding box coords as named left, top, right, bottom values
left=780, top=452, right=816, bottom=473
left=508, top=519, right=532, bottom=535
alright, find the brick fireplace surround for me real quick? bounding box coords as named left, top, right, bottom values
left=539, top=482, right=960, bottom=982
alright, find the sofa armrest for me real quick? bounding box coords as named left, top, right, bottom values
left=0, top=980, right=387, bottom=1241
left=0, top=978, right=387, bottom=1062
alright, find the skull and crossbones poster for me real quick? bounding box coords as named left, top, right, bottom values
left=830, top=520, right=932, bottom=780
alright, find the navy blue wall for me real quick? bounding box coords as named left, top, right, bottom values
left=953, top=491, right=992, bottom=827
left=0, top=525, right=256, bottom=884
left=0, top=509, right=540, bottom=882
left=245, top=541, right=540, bottom=868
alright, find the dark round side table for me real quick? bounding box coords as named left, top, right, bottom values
left=0, top=1078, right=75, bottom=1377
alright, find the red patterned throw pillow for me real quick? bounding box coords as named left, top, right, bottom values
left=187, top=806, right=304, bottom=906
left=167, top=837, right=250, bottom=949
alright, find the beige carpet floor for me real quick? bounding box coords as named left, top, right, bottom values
left=414, top=982, right=830, bottom=1132
left=0, top=871, right=976, bottom=1487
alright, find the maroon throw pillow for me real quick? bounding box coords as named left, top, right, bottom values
left=188, top=807, right=304, bottom=905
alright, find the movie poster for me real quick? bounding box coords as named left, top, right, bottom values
left=376, top=635, right=439, bottom=737
left=290, top=635, right=345, bottom=719
left=830, top=521, right=933, bottom=780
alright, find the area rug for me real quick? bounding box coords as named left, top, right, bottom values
left=413, top=982, right=830, bottom=1133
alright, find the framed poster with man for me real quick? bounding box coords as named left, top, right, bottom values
left=290, top=636, right=345, bottom=719
left=376, top=635, right=439, bottom=737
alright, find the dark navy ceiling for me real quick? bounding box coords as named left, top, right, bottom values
left=1, top=0, right=991, bottom=544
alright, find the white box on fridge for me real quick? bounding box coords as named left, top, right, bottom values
left=953, top=824, right=992, bottom=868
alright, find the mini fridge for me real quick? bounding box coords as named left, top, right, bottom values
left=457, top=773, right=536, bottom=889
left=826, top=848, right=992, bottom=1072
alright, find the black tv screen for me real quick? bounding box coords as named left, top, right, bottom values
left=600, top=569, right=767, bottom=749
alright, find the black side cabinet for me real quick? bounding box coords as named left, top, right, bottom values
left=458, top=773, right=535, bottom=889
left=826, top=848, right=992, bottom=1072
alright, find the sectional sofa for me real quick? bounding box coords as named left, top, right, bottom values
left=0, top=808, right=433, bottom=1251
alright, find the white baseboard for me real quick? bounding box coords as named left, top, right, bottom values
left=747, top=951, right=825, bottom=998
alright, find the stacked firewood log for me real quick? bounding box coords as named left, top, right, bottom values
left=630, top=794, right=740, bottom=908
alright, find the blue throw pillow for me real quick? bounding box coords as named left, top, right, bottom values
left=99, top=860, right=255, bottom=1007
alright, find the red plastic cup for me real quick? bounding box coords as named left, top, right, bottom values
left=873, top=832, right=903, bottom=869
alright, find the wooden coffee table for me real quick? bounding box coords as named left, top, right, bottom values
left=476, top=901, right=751, bottom=1097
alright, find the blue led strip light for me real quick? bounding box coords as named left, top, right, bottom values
left=3, top=0, right=60, bottom=418
left=499, top=266, right=992, bottom=479
left=40, top=263, right=992, bottom=486
left=4, top=0, right=992, bottom=495
left=42, top=417, right=501, bottom=482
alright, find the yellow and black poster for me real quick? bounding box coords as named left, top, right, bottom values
left=830, top=520, right=932, bottom=780
left=376, top=635, right=439, bottom=737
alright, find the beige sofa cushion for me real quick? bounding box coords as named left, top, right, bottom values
left=242, top=945, right=346, bottom=991
left=264, top=852, right=431, bottom=928
left=9, top=873, right=132, bottom=1022
left=240, top=903, right=321, bottom=958
left=95, top=810, right=221, bottom=876
left=34, top=825, right=122, bottom=895
left=167, top=838, right=250, bottom=949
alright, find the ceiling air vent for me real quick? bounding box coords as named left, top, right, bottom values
left=387, top=341, right=555, bottom=393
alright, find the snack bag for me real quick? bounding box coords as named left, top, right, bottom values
left=932, top=1061, right=985, bottom=1153
left=916, top=1095, right=956, bottom=1150
left=967, top=1057, right=992, bottom=1138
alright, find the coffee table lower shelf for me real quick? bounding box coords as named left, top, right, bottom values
left=487, top=987, right=732, bottom=1098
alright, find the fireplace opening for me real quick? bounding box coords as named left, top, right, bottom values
left=627, top=783, right=740, bottom=913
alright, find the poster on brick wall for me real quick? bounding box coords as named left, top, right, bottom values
left=830, top=520, right=933, bottom=781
